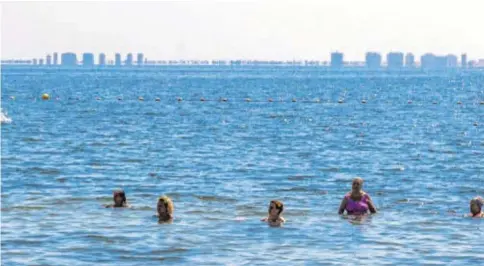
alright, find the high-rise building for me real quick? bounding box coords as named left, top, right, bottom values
left=365, top=52, right=381, bottom=69
left=137, top=53, right=144, bottom=66
left=126, top=53, right=133, bottom=66
left=446, top=54, right=458, bottom=68
left=461, top=54, right=467, bottom=68
left=330, top=52, right=344, bottom=68
left=46, top=54, right=52, bottom=65
left=82, top=53, right=95, bottom=66
left=53, top=53, right=58, bottom=65
left=421, top=53, right=436, bottom=70
left=387, top=52, right=404, bottom=69
left=405, top=53, right=415, bottom=68
left=61, top=53, right=78, bottom=66
left=421, top=53, right=456, bottom=70
left=32, top=59, right=38, bottom=65
left=39, top=59, right=44, bottom=65
left=99, top=53, right=106, bottom=66
left=115, top=53, right=122, bottom=66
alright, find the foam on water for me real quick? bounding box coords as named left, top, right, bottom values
left=1, top=109, right=12, bottom=124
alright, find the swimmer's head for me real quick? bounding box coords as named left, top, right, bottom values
left=269, top=200, right=284, bottom=216
left=157, top=196, right=174, bottom=218
left=470, top=196, right=483, bottom=215
left=113, top=190, right=127, bottom=207
left=352, top=177, right=364, bottom=191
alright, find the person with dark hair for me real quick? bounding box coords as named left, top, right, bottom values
left=105, top=190, right=129, bottom=208
left=469, top=196, right=484, bottom=217
left=157, top=196, right=174, bottom=222
left=261, top=200, right=285, bottom=226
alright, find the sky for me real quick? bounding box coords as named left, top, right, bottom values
left=1, top=0, right=483, bottom=61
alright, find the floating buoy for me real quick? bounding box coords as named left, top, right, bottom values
left=96, top=97, right=101, bottom=101
left=457, top=101, right=462, bottom=105
left=338, top=99, right=344, bottom=104
left=292, top=98, right=297, bottom=102
left=408, top=100, right=412, bottom=104
left=474, top=122, right=478, bottom=126
left=361, top=99, right=367, bottom=104
left=138, top=96, right=144, bottom=101
left=480, top=101, right=484, bottom=105
left=432, top=101, right=438, bottom=104
left=268, top=98, right=273, bottom=102
left=41, top=93, right=50, bottom=100
left=314, top=98, right=320, bottom=103
left=220, top=98, right=227, bottom=102
left=200, top=97, right=205, bottom=102
left=177, top=97, right=182, bottom=102
left=245, top=98, right=251, bottom=102
left=117, top=97, right=122, bottom=101
left=155, top=98, right=161, bottom=102
left=9, top=96, right=15, bottom=100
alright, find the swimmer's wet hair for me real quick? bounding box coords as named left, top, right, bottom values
left=158, top=196, right=174, bottom=214
left=270, top=200, right=284, bottom=215
left=113, top=190, right=127, bottom=204
left=470, top=196, right=483, bottom=208
left=353, top=177, right=364, bottom=184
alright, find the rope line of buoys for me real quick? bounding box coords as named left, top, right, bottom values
left=4, top=95, right=484, bottom=106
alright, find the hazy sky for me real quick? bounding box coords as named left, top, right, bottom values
left=1, top=0, right=483, bottom=61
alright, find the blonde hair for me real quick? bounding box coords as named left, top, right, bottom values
left=158, top=196, right=174, bottom=214
left=353, top=177, right=364, bottom=184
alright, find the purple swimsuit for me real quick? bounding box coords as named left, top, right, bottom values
left=345, top=193, right=370, bottom=215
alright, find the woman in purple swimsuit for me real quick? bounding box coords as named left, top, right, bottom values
left=338, top=177, right=377, bottom=215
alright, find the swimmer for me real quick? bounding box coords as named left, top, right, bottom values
left=105, top=190, right=128, bottom=208
left=157, top=196, right=174, bottom=222
left=469, top=196, right=484, bottom=218
left=261, top=200, right=285, bottom=226
left=338, top=177, right=377, bottom=215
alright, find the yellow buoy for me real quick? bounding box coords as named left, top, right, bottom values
left=42, top=93, right=50, bottom=100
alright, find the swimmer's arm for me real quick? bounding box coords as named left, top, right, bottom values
left=261, top=217, right=268, bottom=222
left=367, top=196, right=377, bottom=214
left=279, top=217, right=286, bottom=223
left=338, top=197, right=348, bottom=214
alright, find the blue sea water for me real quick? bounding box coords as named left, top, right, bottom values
left=1, top=66, right=483, bottom=265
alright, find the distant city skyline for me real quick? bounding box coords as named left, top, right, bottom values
left=2, top=1, right=484, bottom=61
left=3, top=50, right=483, bottom=69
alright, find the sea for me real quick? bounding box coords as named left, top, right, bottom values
left=1, top=66, right=483, bottom=265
